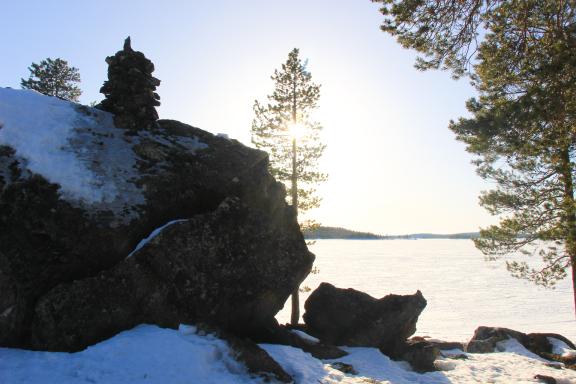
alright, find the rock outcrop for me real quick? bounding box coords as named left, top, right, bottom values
left=31, top=197, right=311, bottom=351
left=0, top=89, right=313, bottom=350
left=303, top=283, right=427, bottom=351
left=302, top=282, right=436, bottom=371
left=467, top=326, right=576, bottom=360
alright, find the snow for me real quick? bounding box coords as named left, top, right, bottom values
left=290, top=329, right=320, bottom=344
left=496, top=338, right=547, bottom=361
left=2, top=324, right=576, bottom=384
left=263, top=341, right=576, bottom=384
left=0, top=325, right=258, bottom=384
left=127, top=219, right=188, bottom=258
left=0, top=88, right=208, bottom=225
left=550, top=337, right=576, bottom=359
left=0, top=88, right=126, bottom=203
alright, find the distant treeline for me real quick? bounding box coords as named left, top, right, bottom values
left=303, top=226, right=479, bottom=240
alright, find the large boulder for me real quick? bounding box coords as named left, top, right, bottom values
left=302, top=282, right=427, bottom=353
left=0, top=88, right=313, bottom=350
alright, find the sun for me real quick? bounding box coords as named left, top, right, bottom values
left=288, top=122, right=306, bottom=139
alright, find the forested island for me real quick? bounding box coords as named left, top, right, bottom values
left=303, top=226, right=479, bottom=240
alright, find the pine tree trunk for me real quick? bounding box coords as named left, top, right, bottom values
left=289, top=75, right=301, bottom=326
left=559, top=146, right=576, bottom=318
left=290, top=135, right=300, bottom=325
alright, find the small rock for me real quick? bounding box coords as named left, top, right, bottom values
left=256, top=323, right=348, bottom=360
left=534, top=374, right=557, bottom=384
left=393, top=340, right=440, bottom=373
left=444, top=353, right=469, bottom=360
left=467, top=338, right=501, bottom=353
left=410, top=336, right=464, bottom=351
left=225, top=335, right=293, bottom=383
left=545, top=362, right=564, bottom=370
left=467, top=326, right=526, bottom=353
left=330, top=362, right=358, bottom=375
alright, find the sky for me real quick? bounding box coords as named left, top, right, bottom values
left=0, top=0, right=497, bottom=234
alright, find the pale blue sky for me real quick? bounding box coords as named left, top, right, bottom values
left=1, top=0, right=495, bottom=234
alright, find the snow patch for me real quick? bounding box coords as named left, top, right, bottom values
left=290, top=329, right=319, bottom=344
left=0, top=324, right=258, bottom=384
left=0, top=88, right=145, bottom=221
left=549, top=337, right=576, bottom=359
left=127, top=219, right=188, bottom=258
left=496, top=338, right=546, bottom=360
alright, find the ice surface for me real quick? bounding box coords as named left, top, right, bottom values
left=277, top=239, right=576, bottom=343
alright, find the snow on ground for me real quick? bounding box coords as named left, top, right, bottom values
left=3, top=325, right=576, bottom=384
left=126, top=219, right=188, bottom=258
left=263, top=337, right=576, bottom=384
left=0, top=325, right=259, bottom=384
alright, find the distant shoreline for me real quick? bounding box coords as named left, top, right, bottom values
left=303, top=226, right=479, bottom=240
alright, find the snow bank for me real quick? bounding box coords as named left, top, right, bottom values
left=0, top=325, right=257, bottom=384
left=2, top=324, right=576, bottom=384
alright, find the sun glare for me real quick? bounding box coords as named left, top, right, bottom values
left=288, top=122, right=306, bottom=139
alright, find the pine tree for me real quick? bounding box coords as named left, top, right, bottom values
left=21, top=58, right=81, bottom=102
left=375, top=0, right=576, bottom=313
left=99, top=37, right=161, bottom=133
left=251, top=48, right=327, bottom=324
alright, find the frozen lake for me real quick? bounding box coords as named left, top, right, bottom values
left=276, top=239, right=576, bottom=342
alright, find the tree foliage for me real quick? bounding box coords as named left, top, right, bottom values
left=251, top=48, right=327, bottom=324
left=251, top=48, right=327, bottom=214
left=375, top=0, right=576, bottom=310
left=21, top=58, right=81, bottom=102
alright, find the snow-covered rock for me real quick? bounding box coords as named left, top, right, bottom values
left=0, top=88, right=312, bottom=351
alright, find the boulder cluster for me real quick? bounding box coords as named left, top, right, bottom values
left=99, top=37, right=161, bottom=133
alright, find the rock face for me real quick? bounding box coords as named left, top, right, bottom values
left=31, top=197, right=311, bottom=351
left=0, top=91, right=313, bottom=350
left=303, top=282, right=427, bottom=352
